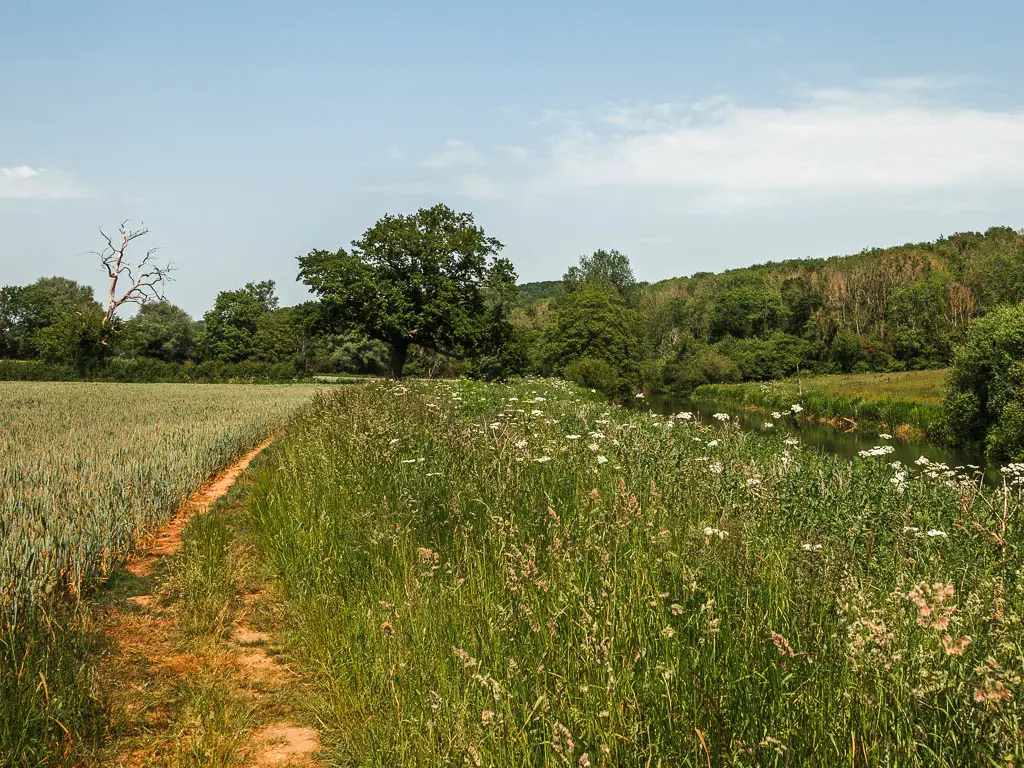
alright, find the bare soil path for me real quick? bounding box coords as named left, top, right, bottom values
left=98, top=438, right=324, bottom=767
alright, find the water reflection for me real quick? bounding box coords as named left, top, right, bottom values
left=639, top=391, right=1001, bottom=485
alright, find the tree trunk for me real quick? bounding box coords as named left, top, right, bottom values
left=389, top=339, right=409, bottom=379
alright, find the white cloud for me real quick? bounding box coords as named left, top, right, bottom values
left=0, top=166, right=90, bottom=199
left=1, top=166, right=39, bottom=179
left=417, top=139, right=486, bottom=169
left=534, top=82, right=1024, bottom=211
left=386, top=145, right=404, bottom=160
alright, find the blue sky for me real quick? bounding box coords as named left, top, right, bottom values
left=2, top=1, right=1023, bottom=317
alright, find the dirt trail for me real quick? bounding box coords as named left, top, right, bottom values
left=101, top=437, right=323, bottom=767
left=126, top=437, right=276, bottom=578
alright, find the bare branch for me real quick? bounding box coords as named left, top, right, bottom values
left=87, top=220, right=173, bottom=336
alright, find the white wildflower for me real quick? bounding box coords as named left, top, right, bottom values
left=858, top=445, right=895, bottom=458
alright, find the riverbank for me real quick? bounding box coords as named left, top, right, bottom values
left=233, top=378, right=1022, bottom=764
left=693, top=369, right=948, bottom=441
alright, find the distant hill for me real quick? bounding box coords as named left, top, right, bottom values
left=517, top=281, right=563, bottom=303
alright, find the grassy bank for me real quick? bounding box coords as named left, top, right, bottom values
left=242, top=379, right=1024, bottom=765
left=693, top=369, right=948, bottom=440
left=0, top=382, right=317, bottom=766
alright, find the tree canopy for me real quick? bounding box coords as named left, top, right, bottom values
left=562, top=249, right=637, bottom=302
left=199, top=281, right=279, bottom=362
left=121, top=301, right=195, bottom=362
left=297, top=203, right=518, bottom=378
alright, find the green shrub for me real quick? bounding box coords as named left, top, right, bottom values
left=563, top=356, right=631, bottom=399
left=944, top=304, right=1024, bottom=460
left=715, top=332, right=812, bottom=381
left=0, top=358, right=303, bottom=383
left=660, top=346, right=740, bottom=396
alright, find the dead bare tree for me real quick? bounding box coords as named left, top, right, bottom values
left=92, top=221, right=173, bottom=332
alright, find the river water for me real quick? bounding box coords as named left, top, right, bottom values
left=639, top=392, right=1001, bottom=485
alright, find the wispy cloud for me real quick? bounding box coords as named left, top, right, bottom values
left=362, top=172, right=504, bottom=199
left=0, top=166, right=91, bottom=199
left=497, top=145, right=531, bottom=163
left=530, top=80, right=1024, bottom=211
left=365, top=81, right=1024, bottom=216
left=453, top=173, right=503, bottom=198
left=417, top=139, right=486, bottom=169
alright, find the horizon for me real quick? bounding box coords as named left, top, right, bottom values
left=3, top=1, right=1024, bottom=317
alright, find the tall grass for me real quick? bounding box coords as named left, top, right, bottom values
left=245, top=379, right=1024, bottom=765
left=0, top=382, right=316, bottom=766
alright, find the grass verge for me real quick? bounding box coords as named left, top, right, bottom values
left=237, top=378, right=1024, bottom=765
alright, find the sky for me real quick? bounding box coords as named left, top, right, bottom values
left=2, top=1, right=1023, bottom=318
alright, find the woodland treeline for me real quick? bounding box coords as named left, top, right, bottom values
left=1, top=220, right=1022, bottom=395
left=514, top=226, right=1024, bottom=397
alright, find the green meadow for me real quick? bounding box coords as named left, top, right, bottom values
left=237, top=378, right=1024, bottom=765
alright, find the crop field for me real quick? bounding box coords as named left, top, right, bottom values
left=694, top=369, right=948, bottom=439
left=242, top=379, right=1024, bottom=765
left=0, top=381, right=317, bottom=763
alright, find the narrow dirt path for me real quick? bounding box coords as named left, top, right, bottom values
left=99, top=437, right=324, bottom=767
left=125, top=437, right=276, bottom=579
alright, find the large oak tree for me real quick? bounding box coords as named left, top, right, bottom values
left=297, top=204, right=517, bottom=378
